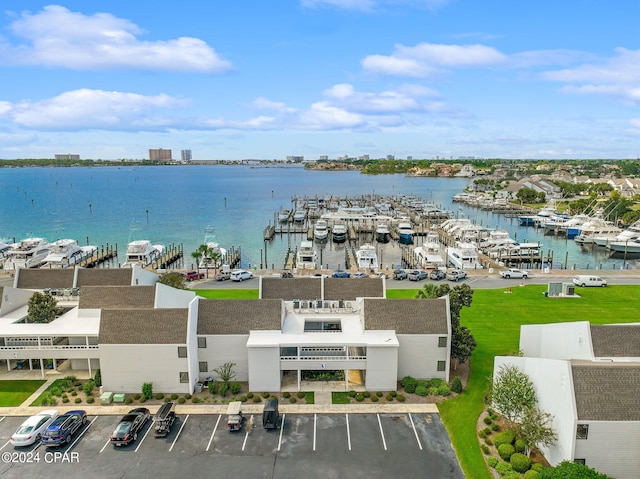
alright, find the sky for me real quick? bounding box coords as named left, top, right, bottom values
left=0, top=1, right=638, bottom=160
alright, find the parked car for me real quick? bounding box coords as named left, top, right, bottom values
left=352, top=272, right=370, bottom=279
left=499, top=268, right=528, bottom=279
left=393, top=269, right=408, bottom=280
left=331, top=270, right=351, bottom=278
left=408, top=270, right=428, bottom=281
left=429, top=269, right=446, bottom=280
left=110, top=408, right=150, bottom=446
left=573, top=275, right=607, bottom=287
left=182, top=271, right=205, bottom=281
left=230, top=270, right=253, bottom=282
left=214, top=271, right=231, bottom=281
left=447, top=269, right=467, bottom=281
left=281, top=270, right=294, bottom=278
left=41, top=410, right=87, bottom=447
left=10, top=410, right=59, bottom=446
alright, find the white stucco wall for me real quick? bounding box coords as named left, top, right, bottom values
left=186, top=297, right=199, bottom=391
left=198, top=335, right=250, bottom=381
left=520, top=321, right=593, bottom=360
left=247, top=346, right=280, bottom=391
left=100, top=344, right=190, bottom=393
left=494, top=356, right=576, bottom=466
left=155, top=283, right=195, bottom=308
left=365, top=346, right=398, bottom=390
left=574, top=421, right=640, bottom=479
left=397, top=335, right=449, bottom=381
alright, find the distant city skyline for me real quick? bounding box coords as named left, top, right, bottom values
left=0, top=1, right=638, bottom=160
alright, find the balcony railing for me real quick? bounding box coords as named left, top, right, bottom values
left=0, top=345, right=99, bottom=350
left=280, top=355, right=366, bottom=361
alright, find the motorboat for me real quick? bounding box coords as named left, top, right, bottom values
left=293, top=210, right=306, bottom=223
left=555, top=214, right=592, bottom=239
left=446, top=241, right=483, bottom=270
left=122, top=240, right=163, bottom=267
left=356, top=243, right=379, bottom=271
left=200, top=226, right=227, bottom=269
left=41, top=239, right=97, bottom=268
left=413, top=230, right=445, bottom=269
left=592, top=220, right=640, bottom=248
left=574, top=219, right=622, bottom=245
left=3, top=238, right=50, bottom=271
left=278, top=209, right=290, bottom=223
left=313, top=220, right=329, bottom=242
left=396, top=220, right=415, bottom=244
left=607, top=238, right=640, bottom=254
left=296, top=241, right=317, bottom=269
left=376, top=222, right=390, bottom=243
left=332, top=223, right=347, bottom=243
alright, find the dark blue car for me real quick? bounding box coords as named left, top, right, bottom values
left=331, top=270, right=351, bottom=278
left=41, top=410, right=87, bottom=447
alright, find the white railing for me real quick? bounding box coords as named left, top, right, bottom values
left=0, top=345, right=99, bottom=350
left=280, top=355, right=366, bottom=361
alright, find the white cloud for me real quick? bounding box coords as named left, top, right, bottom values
left=322, top=83, right=437, bottom=113
left=627, top=118, right=640, bottom=136
left=301, top=0, right=449, bottom=11
left=6, top=89, right=188, bottom=129
left=362, top=42, right=506, bottom=76
left=298, top=102, right=366, bottom=130
left=251, top=97, right=298, bottom=114
left=1, top=5, right=232, bottom=72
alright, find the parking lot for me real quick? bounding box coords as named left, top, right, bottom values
left=0, top=412, right=463, bottom=478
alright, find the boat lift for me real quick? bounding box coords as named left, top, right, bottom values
left=154, top=402, right=177, bottom=437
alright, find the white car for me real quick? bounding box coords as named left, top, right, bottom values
left=230, top=270, right=253, bottom=282
left=10, top=409, right=59, bottom=446
left=499, top=268, right=529, bottom=279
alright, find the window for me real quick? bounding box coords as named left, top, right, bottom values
left=199, top=362, right=208, bottom=373
left=198, top=337, right=207, bottom=348
left=576, top=424, right=589, bottom=439
left=177, top=346, right=187, bottom=358
left=438, top=336, right=447, bottom=347
left=304, top=320, right=342, bottom=332
left=179, top=372, right=189, bottom=383
left=437, top=361, right=446, bottom=371
left=574, top=459, right=586, bottom=465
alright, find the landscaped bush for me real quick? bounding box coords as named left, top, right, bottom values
left=261, top=391, right=270, bottom=398
left=487, top=456, right=498, bottom=468
left=296, top=391, right=305, bottom=399
left=125, top=397, right=133, bottom=404
left=376, top=391, right=383, bottom=397
left=389, top=390, right=397, bottom=397
left=451, top=376, right=463, bottom=394
left=363, top=391, right=371, bottom=398
left=208, top=382, right=218, bottom=395
left=253, top=395, right=261, bottom=403
left=347, top=390, right=357, bottom=397
left=510, top=452, right=531, bottom=473
left=178, top=397, right=185, bottom=404
left=142, top=382, right=153, bottom=400
left=478, top=429, right=487, bottom=438
left=504, top=471, right=521, bottom=479
left=164, top=397, right=171, bottom=403
left=230, top=382, right=242, bottom=395
left=402, top=376, right=417, bottom=394
left=491, top=423, right=500, bottom=431
left=62, top=396, right=69, bottom=403
left=155, top=393, right=164, bottom=400
left=86, top=396, right=94, bottom=404
left=289, top=397, right=297, bottom=403
left=192, top=397, right=201, bottom=403
left=523, top=470, right=540, bottom=479
left=396, top=394, right=405, bottom=402
left=498, top=443, right=516, bottom=461
left=415, top=385, right=428, bottom=396
left=428, top=387, right=440, bottom=396
left=185, top=393, right=192, bottom=400
left=70, top=390, right=77, bottom=396
left=171, top=393, right=179, bottom=400
left=481, top=444, right=490, bottom=454
left=495, top=461, right=513, bottom=476
left=218, top=383, right=228, bottom=397
left=94, top=369, right=102, bottom=387
left=385, top=394, right=394, bottom=401
left=370, top=395, right=379, bottom=402
left=494, top=430, right=516, bottom=448
left=483, top=416, right=493, bottom=425
left=484, top=437, right=493, bottom=446
left=74, top=397, right=82, bottom=404
left=514, top=438, right=527, bottom=453
left=483, top=427, right=492, bottom=435
left=139, top=397, right=146, bottom=403
left=247, top=392, right=254, bottom=399
left=134, top=393, right=142, bottom=400
left=531, top=463, right=544, bottom=472
left=355, top=393, right=364, bottom=402
left=239, top=395, right=247, bottom=402
left=283, top=391, right=291, bottom=398
left=429, top=378, right=443, bottom=388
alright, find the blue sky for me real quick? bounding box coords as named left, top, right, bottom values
left=0, top=1, right=638, bottom=160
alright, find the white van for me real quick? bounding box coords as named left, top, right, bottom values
left=572, top=275, right=607, bottom=287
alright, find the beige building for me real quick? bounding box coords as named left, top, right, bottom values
left=149, top=148, right=172, bottom=161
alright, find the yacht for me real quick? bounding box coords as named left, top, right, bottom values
left=42, top=239, right=97, bottom=268
left=446, top=241, right=483, bottom=270
left=413, top=230, right=445, bottom=269
left=593, top=220, right=640, bottom=249
left=293, top=210, right=306, bottom=223
left=296, top=241, right=317, bottom=270
left=356, top=243, right=379, bottom=271
left=396, top=220, right=415, bottom=245
left=277, top=209, right=290, bottom=223
left=313, top=220, right=329, bottom=242
left=331, top=223, right=347, bottom=243
left=3, top=238, right=50, bottom=271
left=607, top=237, right=640, bottom=254
left=122, top=240, right=163, bottom=267
left=376, top=222, right=390, bottom=243
left=574, top=219, right=622, bottom=245
left=199, top=226, right=227, bottom=269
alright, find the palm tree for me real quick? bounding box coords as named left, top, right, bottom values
left=190, top=248, right=203, bottom=271
left=415, top=283, right=437, bottom=299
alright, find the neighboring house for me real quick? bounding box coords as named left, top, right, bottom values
left=494, top=321, right=640, bottom=479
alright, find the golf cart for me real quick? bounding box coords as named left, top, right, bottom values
left=153, top=402, right=177, bottom=437
left=226, top=401, right=244, bottom=432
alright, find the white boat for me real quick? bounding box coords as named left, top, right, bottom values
left=446, top=241, right=483, bottom=270
left=3, top=238, right=50, bottom=271
left=413, top=230, right=445, bottom=269
left=296, top=241, right=317, bottom=269
left=592, top=220, right=640, bottom=248
left=41, top=239, right=97, bottom=268
left=122, top=240, right=163, bottom=267
left=293, top=210, right=306, bottom=223
left=278, top=209, right=290, bottom=223
left=199, top=226, right=227, bottom=269
left=574, top=219, right=622, bottom=245
left=313, top=219, right=329, bottom=242
left=356, top=243, right=379, bottom=271
left=489, top=242, right=542, bottom=261
left=332, top=223, right=347, bottom=243
left=397, top=220, right=415, bottom=244
left=376, top=222, right=390, bottom=243
left=607, top=237, right=640, bottom=254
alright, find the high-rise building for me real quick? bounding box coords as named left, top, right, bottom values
left=181, top=149, right=192, bottom=162
left=149, top=148, right=172, bottom=161
left=286, top=155, right=304, bottom=162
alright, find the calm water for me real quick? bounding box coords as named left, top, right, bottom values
left=0, top=165, right=635, bottom=271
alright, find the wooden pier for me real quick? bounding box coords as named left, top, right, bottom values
left=149, top=244, right=183, bottom=270
left=76, top=244, right=118, bottom=268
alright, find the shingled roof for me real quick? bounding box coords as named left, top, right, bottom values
left=590, top=324, right=640, bottom=357
left=261, top=277, right=321, bottom=300
left=571, top=362, right=640, bottom=421
left=16, top=269, right=75, bottom=289
left=77, top=268, right=133, bottom=287
left=197, top=299, right=282, bottom=335
left=79, top=286, right=156, bottom=309
left=363, top=298, right=448, bottom=334
left=99, top=308, right=188, bottom=344
left=324, top=278, right=384, bottom=300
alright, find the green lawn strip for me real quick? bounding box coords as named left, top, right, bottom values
left=194, top=289, right=259, bottom=299
left=305, top=392, right=315, bottom=404
left=30, top=378, right=73, bottom=406
left=0, top=380, right=46, bottom=407
left=332, top=392, right=350, bottom=404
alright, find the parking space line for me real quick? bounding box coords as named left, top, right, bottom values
left=68, top=416, right=98, bottom=451
left=241, top=415, right=253, bottom=451
left=313, top=414, right=317, bottom=451
left=345, top=414, right=351, bottom=451
left=0, top=440, right=9, bottom=451
left=206, top=415, right=221, bottom=452
left=135, top=419, right=155, bottom=452
left=168, top=414, right=189, bottom=452
left=277, top=414, right=285, bottom=452
left=376, top=414, right=387, bottom=451
left=408, top=413, right=422, bottom=450
left=0, top=417, right=5, bottom=423
left=99, top=437, right=111, bottom=453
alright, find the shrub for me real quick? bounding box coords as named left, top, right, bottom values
left=385, top=394, right=394, bottom=401
left=429, top=378, right=443, bottom=388
left=491, top=423, right=500, bottom=431
left=64, top=375, right=77, bottom=382
left=185, top=393, right=192, bottom=400
left=296, top=391, right=305, bottom=399
left=403, top=380, right=417, bottom=394
left=355, top=394, right=364, bottom=402
left=415, top=385, right=428, bottom=396
left=74, top=397, right=82, bottom=404
left=178, top=397, right=185, bottom=404
left=247, top=392, right=254, bottom=399
left=239, top=395, right=247, bottom=402
left=283, top=391, right=291, bottom=398
left=531, top=463, right=544, bottom=472
left=192, top=397, right=200, bottom=404
left=142, top=382, right=153, bottom=400
left=139, top=397, right=146, bottom=403
left=218, top=383, right=228, bottom=397
left=134, top=393, right=142, bottom=400
left=487, top=456, right=499, bottom=468
left=208, top=382, right=218, bottom=395
left=504, top=472, right=521, bottom=479
left=481, top=444, right=490, bottom=454
left=171, top=393, right=179, bottom=400
left=524, top=471, right=540, bottom=479
left=155, top=393, right=164, bottom=400
left=70, top=390, right=77, bottom=396
left=289, top=397, right=297, bottom=403
left=253, top=395, right=261, bottom=403
left=495, top=461, right=513, bottom=476
left=483, top=427, right=492, bottom=435
left=164, top=397, right=171, bottom=403
left=483, top=416, right=493, bottom=425
left=230, top=382, right=241, bottom=395
left=486, top=407, right=495, bottom=416
left=478, top=429, right=486, bottom=438
left=62, top=396, right=69, bottom=403
left=347, top=390, right=357, bottom=397
left=451, top=376, right=463, bottom=394
left=86, top=396, right=94, bottom=404
left=484, top=437, right=493, bottom=446
left=510, top=452, right=531, bottom=473
left=363, top=391, right=371, bottom=398
left=376, top=391, right=383, bottom=397
left=494, top=430, right=516, bottom=448
left=416, top=379, right=427, bottom=388
left=396, top=394, right=405, bottom=402
left=389, top=390, right=397, bottom=397
left=401, top=375, right=416, bottom=388
left=428, top=387, right=440, bottom=396
left=261, top=392, right=270, bottom=398
left=82, top=380, right=95, bottom=396
left=498, top=443, right=516, bottom=461
left=125, top=397, right=133, bottom=404
left=94, top=369, right=102, bottom=387
left=371, top=395, right=379, bottom=402
left=514, top=438, right=527, bottom=453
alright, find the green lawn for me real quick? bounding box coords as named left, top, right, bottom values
left=195, top=289, right=259, bottom=299
left=0, top=380, right=46, bottom=407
